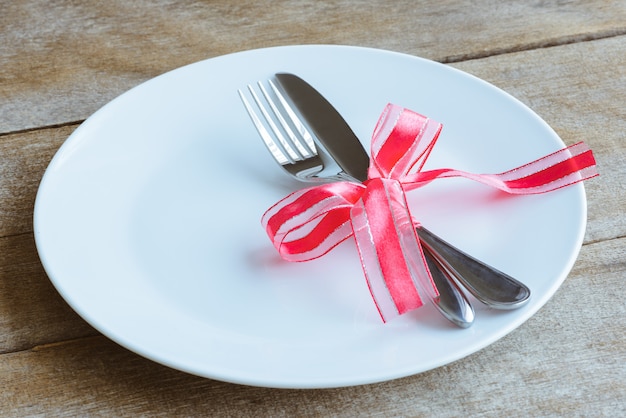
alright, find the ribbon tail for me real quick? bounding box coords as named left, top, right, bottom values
left=403, top=142, right=599, bottom=194
left=350, top=178, right=438, bottom=322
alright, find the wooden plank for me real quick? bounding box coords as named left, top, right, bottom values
left=2, top=37, right=623, bottom=242
left=0, top=124, right=75, bottom=237
left=1, top=237, right=624, bottom=416
left=0, top=128, right=98, bottom=353
left=2, top=0, right=625, bottom=133
left=0, top=232, right=97, bottom=353
left=450, top=35, right=626, bottom=243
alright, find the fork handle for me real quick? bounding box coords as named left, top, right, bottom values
left=416, top=226, right=531, bottom=309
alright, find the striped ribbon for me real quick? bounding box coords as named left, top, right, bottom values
left=261, top=104, right=598, bottom=322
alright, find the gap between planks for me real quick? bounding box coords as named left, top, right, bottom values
left=441, top=28, right=626, bottom=63
left=0, top=120, right=84, bottom=139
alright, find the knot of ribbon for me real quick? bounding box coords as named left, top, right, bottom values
left=261, top=104, right=598, bottom=322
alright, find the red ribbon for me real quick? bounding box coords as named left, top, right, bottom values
left=262, top=104, right=598, bottom=322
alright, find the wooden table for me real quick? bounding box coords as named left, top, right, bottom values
left=2, top=1, right=624, bottom=415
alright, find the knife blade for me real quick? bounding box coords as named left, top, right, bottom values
left=275, top=73, right=370, bottom=183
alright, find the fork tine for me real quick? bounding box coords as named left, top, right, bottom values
left=239, top=80, right=324, bottom=181
left=238, top=87, right=295, bottom=165
left=247, top=83, right=302, bottom=162
left=268, top=79, right=317, bottom=155
left=258, top=81, right=314, bottom=159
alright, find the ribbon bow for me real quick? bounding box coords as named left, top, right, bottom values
left=262, top=104, right=598, bottom=322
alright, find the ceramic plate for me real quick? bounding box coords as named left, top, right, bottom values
left=34, top=45, right=587, bottom=388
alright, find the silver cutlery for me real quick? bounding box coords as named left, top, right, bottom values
left=239, top=79, right=474, bottom=328
left=239, top=73, right=535, bottom=325
left=273, top=72, right=530, bottom=311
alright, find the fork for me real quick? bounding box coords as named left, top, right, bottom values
left=238, top=80, right=475, bottom=328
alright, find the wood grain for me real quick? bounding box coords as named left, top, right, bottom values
left=2, top=38, right=623, bottom=242
left=1, top=237, right=623, bottom=416
left=2, top=0, right=625, bottom=415
left=0, top=125, right=76, bottom=237
left=2, top=0, right=626, bottom=133
left=0, top=233, right=97, bottom=354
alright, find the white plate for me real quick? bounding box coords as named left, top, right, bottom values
left=34, top=45, right=587, bottom=388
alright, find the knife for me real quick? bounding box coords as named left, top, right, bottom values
left=274, top=72, right=530, bottom=312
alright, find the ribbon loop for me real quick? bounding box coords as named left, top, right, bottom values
left=261, top=104, right=598, bottom=322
